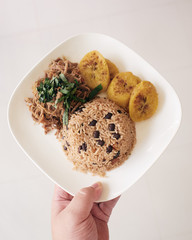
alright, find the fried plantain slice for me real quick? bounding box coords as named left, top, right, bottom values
left=107, top=72, right=141, bottom=108
left=129, top=81, right=158, bottom=121
left=105, top=59, right=119, bottom=80
left=79, top=50, right=110, bottom=91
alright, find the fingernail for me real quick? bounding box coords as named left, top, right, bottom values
left=91, top=182, right=102, bottom=190
left=91, top=182, right=102, bottom=199
left=91, top=182, right=102, bottom=200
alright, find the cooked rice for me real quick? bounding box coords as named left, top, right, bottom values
left=60, top=97, right=136, bottom=176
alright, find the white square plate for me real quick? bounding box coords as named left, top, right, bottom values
left=8, top=33, right=182, bottom=201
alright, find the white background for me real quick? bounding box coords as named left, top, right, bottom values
left=1, top=0, right=192, bottom=239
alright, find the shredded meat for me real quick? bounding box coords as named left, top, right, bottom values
left=25, top=57, right=91, bottom=134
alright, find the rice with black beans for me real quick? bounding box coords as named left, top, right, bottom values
left=60, top=97, right=136, bottom=176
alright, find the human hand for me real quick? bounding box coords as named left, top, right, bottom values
left=51, top=182, right=120, bottom=240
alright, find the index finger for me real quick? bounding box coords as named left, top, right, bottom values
left=53, top=185, right=73, bottom=201
left=99, top=195, right=121, bottom=218
left=51, top=185, right=73, bottom=218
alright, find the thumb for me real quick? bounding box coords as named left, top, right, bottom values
left=66, top=182, right=102, bottom=221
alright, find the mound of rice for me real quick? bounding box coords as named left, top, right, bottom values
left=61, top=97, right=136, bottom=176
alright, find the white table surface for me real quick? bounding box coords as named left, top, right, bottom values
left=1, top=0, right=192, bottom=239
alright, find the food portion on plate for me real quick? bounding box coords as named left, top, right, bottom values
left=60, top=97, right=136, bottom=176
left=25, top=57, right=101, bottom=134
left=79, top=50, right=110, bottom=91
left=107, top=72, right=141, bottom=108
left=78, top=50, right=158, bottom=122
left=129, top=81, right=158, bottom=122
left=105, top=58, right=119, bottom=81
left=25, top=50, right=158, bottom=176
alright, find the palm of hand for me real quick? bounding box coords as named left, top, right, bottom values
left=78, top=201, right=114, bottom=240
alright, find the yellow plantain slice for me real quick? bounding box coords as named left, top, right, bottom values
left=79, top=50, right=110, bottom=91
left=129, top=81, right=158, bottom=122
left=107, top=72, right=141, bottom=108
left=105, top=59, right=119, bottom=80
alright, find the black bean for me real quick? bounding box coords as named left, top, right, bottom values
left=117, top=110, right=122, bottom=113
left=102, top=159, right=106, bottom=162
left=96, top=140, right=105, bottom=146
left=106, top=145, right=113, bottom=153
left=66, top=141, right=70, bottom=146
left=92, top=163, right=97, bottom=165
left=89, top=119, right=97, bottom=126
left=93, top=131, right=100, bottom=138
left=112, top=133, right=121, bottom=140
left=82, top=142, right=87, bottom=151
left=77, top=106, right=85, bottom=112
left=108, top=123, right=115, bottom=131
left=63, top=146, right=67, bottom=151
left=78, top=145, right=82, bottom=153
left=104, top=112, right=112, bottom=119
left=113, top=151, right=120, bottom=159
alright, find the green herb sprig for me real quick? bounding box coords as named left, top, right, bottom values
left=37, top=73, right=102, bottom=127
left=87, top=84, right=102, bottom=101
